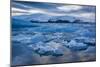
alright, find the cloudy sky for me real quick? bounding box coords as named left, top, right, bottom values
left=12, top=1, right=96, bottom=22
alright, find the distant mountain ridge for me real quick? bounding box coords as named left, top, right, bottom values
left=13, top=13, right=95, bottom=23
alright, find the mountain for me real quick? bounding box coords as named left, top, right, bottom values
left=13, top=13, right=94, bottom=23
left=13, top=13, right=52, bottom=22
left=13, top=13, right=77, bottom=22
left=49, top=15, right=76, bottom=22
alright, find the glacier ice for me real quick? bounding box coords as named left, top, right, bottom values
left=64, top=40, right=88, bottom=51
left=29, top=41, right=64, bottom=56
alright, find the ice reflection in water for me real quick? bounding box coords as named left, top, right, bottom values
left=12, top=23, right=96, bottom=66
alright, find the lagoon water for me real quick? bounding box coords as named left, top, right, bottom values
left=12, top=22, right=96, bottom=66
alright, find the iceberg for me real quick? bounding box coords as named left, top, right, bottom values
left=64, top=40, right=88, bottom=51
left=30, top=41, right=64, bottom=56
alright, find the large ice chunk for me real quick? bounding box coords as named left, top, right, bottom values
left=30, top=41, right=64, bottom=56
left=64, top=40, right=88, bottom=51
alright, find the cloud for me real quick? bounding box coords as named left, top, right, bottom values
left=66, top=12, right=95, bottom=22
left=12, top=7, right=28, bottom=16
left=12, top=7, right=26, bottom=12
left=12, top=7, right=67, bottom=16
left=57, top=5, right=82, bottom=12
left=12, top=1, right=95, bottom=22
left=78, top=12, right=95, bottom=22
left=79, top=13, right=95, bottom=18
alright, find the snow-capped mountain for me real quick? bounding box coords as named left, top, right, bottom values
left=13, top=13, right=77, bottom=23
left=49, top=15, right=76, bottom=22
left=13, top=13, right=95, bottom=23
left=13, top=13, right=52, bottom=22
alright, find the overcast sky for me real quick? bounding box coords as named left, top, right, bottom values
left=12, top=1, right=96, bottom=22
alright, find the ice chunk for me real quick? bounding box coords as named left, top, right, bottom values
left=31, top=33, right=47, bottom=43
left=12, top=34, right=32, bottom=43
left=84, top=38, right=96, bottom=46
left=52, top=49, right=63, bottom=57
left=31, top=41, right=64, bottom=56
left=74, top=37, right=96, bottom=46
left=65, top=40, right=88, bottom=51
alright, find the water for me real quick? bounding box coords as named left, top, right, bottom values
left=11, top=22, right=96, bottom=66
